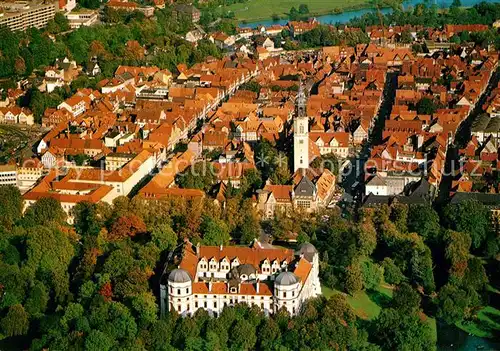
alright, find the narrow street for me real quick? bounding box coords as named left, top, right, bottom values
left=342, top=71, right=398, bottom=203
left=436, top=68, right=500, bottom=206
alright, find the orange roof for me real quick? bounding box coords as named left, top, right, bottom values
left=294, top=257, right=312, bottom=283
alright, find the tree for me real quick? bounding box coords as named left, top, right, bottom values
left=310, top=153, right=339, bottom=175
left=410, top=243, right=435, bottom=293
left=437, top=284, right=480, bottom=324
left=23, top=197, right=67, bottom=226
left=130, top=292, right=158, bottom=328
left=407, top=204, right=440, bottom=243
left=73, top=202, right=103, bottom=237
left=361, top=260, right=383, bottom=290
left=416, top=97, right=437, bottom=115
left=451, top=0, right=462, bottom=8
left=372, top=308, right=434, bottom=350
left=443, top=200, right=491, bottom=250
left=24, top=280, right=50, bottom=318
left=25, top=225, right=75, bottom=302
left=444, top=230, right=471, bottom=281
left=382, top=257, right=406, bottom=285
left=390, top=203, right=408, bottom=233
left=176, top=161, right=216, bottom=192
left=1, top=304, right=29, bottom=337
left=298, top=4, right=309, bottom=14
left=392, top=283, right=421, bottom=315
left=150, top=222, right=178, bottom=251
left=85, top=330, right=116, bottom=351
left=369, top=0, right=385, bottom=28
left=0, top=185, right=22, bottom=229
left=108, top=214, right=147, bottom=241
left=240, top=168, right=263, bottom=196
left=400, top=29, right=413, bottom=43
left=200, top=215, right=230, bottom=245
left=238, top=211, right=261, bottom=244
left=345, top=262, right=363, bottom=295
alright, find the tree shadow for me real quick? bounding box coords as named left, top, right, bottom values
left=366, top=289, right=392, bottom=309
left=483, top=311, right=500, bottom=329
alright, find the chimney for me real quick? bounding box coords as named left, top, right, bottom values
left=256, top=279, right=260, bottom=294
left=196, top=242, right=200, bottom=257
left=220, top=243, right=223, bottom=251
left=208, top=280, right=212, bottom=292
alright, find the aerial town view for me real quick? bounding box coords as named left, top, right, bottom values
left=0, top=0, right=499, bottom=349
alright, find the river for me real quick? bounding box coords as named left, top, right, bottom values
left=437, top=323, right=500, bottom=351
left=239, top=0, right=498, bottom=28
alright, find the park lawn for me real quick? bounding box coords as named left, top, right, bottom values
left=457, top=306, right=500, bottom=338
left=321, top=283, right=393, bottom=320
left=321, top=284, right=437, bottom=341
left=224, top=0, right=370, bottom=22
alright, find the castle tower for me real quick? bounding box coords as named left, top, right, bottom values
left=293, top=83, right=309, bottom=172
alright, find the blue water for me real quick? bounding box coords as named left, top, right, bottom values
left=239, top=0, right=498, bottom=28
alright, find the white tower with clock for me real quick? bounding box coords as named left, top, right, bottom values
left=293, top=83, right=309, bottom=172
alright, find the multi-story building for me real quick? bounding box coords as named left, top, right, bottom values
left=173, top=4, right=200, bottom=23
left=0, top=1, right=56, bottom=32
left=161, top=240, right=321, bottom=317
left=65, top=9, right=98, bottom=29
left=17, top=158, right=44, bottom=193
left=0, top=164, right=18, bottom=186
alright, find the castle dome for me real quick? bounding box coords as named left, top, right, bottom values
left=168, top=268, right=192, bottom=283
left=275, top=271, right=299, bottom=286
left=299, top=242, right=317, bottom=261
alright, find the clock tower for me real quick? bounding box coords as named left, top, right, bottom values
left=293, top=83, right=309, bottom=172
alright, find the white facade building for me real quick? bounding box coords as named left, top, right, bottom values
left=0, top=165, right=18, bottom=186
left=293, top=85, right=309, bottom=172
left=161, top=241, right=321, bottom=317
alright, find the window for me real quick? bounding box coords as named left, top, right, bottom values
left=195, top=301, right=198, bottom=308
left=186, top=288, right=189, bottom=294
left=283, top=292, right=287, bottom=298
left=177, top=305, right=181, bottom=312
left=292, top=291, right=295, bottom=297
left=297, top=200, right=310, bottom=209
left=214, top=302, right=217, bottom=308
left=177, top=289, right=181, bottom=295
left=204, top=301, right=207, bottom=308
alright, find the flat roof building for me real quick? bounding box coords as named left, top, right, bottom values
left=0, top=1, right=56, bottom=32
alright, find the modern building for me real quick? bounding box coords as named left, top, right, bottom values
left=0, top=164, right=18, bottom=186
left=160, top=240, right=321, bottom=317
left=0, top=1, right=56, bottom=32
left=65, top=9, right=98, bottom=29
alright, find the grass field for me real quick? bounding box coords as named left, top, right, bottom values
left=321, top=283, right=437, bottom=340
left=321, top=283, right=393, bottom=320
left=457, top=306, right=500, bottom=338
left=224, top=0, right=370, bottom=22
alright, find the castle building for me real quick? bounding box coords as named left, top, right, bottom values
left=293, top=84, right=309, bottom=172
left=160, top=240, right=321, bottom=317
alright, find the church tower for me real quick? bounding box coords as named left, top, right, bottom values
left=293, top=83, right=309, bottom=172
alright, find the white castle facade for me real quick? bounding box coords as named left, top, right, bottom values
left=160, top=240, right=321, bottom=317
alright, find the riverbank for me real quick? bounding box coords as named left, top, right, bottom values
left=233, top=0, right=498, bottom=28
left=225, top=0, right=371, bottom=23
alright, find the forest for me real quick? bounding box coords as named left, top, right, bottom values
left=0, top=177, right=498, bottom=349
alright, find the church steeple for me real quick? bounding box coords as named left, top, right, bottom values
left=293, top=82, right=309, bottom=172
